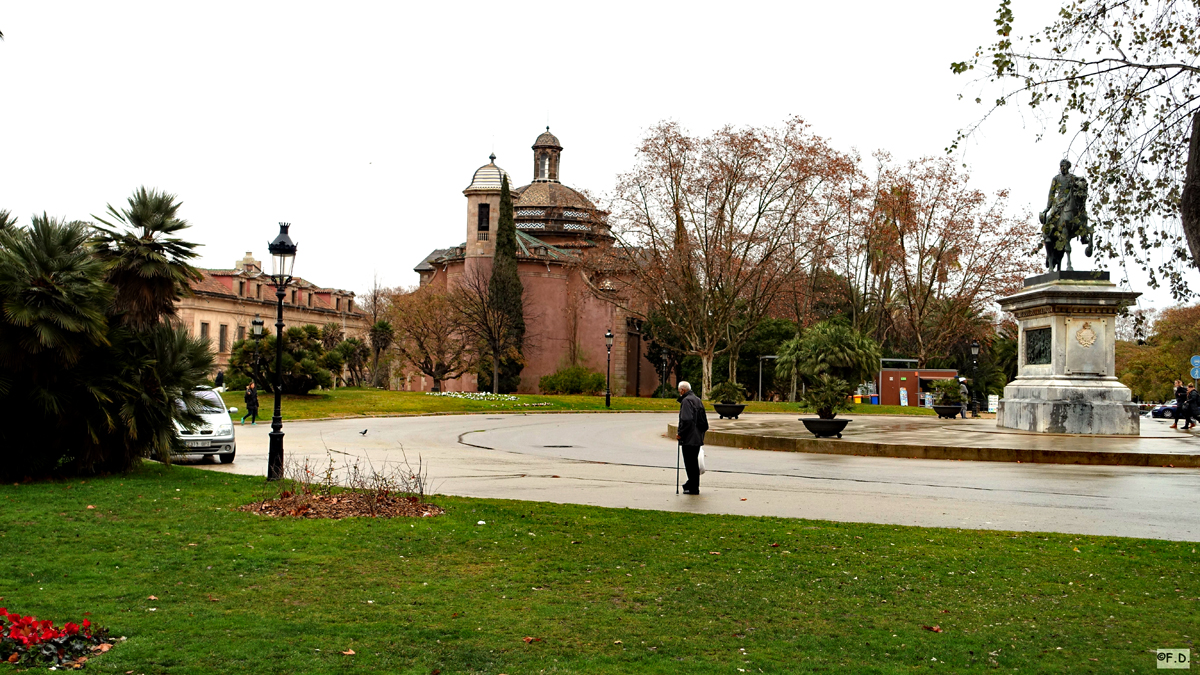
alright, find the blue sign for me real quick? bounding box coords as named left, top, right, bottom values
left=1191, top=355, right=1200, bottom=368
left=1191, top=367, right=1200, bottom=380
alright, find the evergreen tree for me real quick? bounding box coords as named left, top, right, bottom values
left=485, top=175, right=525, bottom=392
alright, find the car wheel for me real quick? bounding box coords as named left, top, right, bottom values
left=220, top=452, right=236, bottom=464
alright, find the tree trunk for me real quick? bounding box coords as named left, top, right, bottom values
left=789, top=369, right=797, bottom=403
left=1183, top=110, right=1200, bottom=267
left=728, top=343, right=740, bottom=384
left=492, top=353, right=500, bottom=395
left=699, top=353, right=714, bottom=400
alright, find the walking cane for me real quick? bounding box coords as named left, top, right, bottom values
left=676, top=441, right=681, bottom=494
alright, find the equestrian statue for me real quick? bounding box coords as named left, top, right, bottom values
left=1039, top=159, right=1094, bottom=272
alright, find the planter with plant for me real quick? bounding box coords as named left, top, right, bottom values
left=782, top=321, right=880, bottom=438
left=798, top=374, right=854, bottom=438
left=707, top=381, right=748, bottom=419
left=929, top=378, right=965, bottom=419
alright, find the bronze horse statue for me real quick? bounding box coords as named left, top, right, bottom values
left=1040, top=159, right=1094, bottom=272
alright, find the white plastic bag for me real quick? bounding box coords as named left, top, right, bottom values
left=698, top=446, right=706, bottom=474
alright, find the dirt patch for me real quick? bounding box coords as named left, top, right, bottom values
left=240, top=492, right=444, bottom=520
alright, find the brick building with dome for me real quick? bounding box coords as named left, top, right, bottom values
left=412, top=128, right=660, bottom=395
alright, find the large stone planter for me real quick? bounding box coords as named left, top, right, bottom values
left=996, top=271, right=1140, bottom=435
left=713, top=403, right=747, bottom=419
left=932, top=405, right=963, bottom=419
left=800, top=418, right=850, bottom=439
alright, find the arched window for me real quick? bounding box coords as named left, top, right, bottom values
left=540, top=154, right=549, bottom=179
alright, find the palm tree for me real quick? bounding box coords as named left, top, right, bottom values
left=369, top=320, right=395, bottom=387
left=93, top=187, right=202, bottom=330
left=0, top=215, right=115, bottom=478
left=0, top=210, right=16, bottom=230
left=0, top=214, right=112, bottom=369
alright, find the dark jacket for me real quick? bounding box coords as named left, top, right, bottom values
left=677, top=391, right=709, bottom=446
left=1188, top=389, right=1200, bottom=415
left=244, top=387, right=259, bottom=410
left=1176, top=386, right=1188, bottom=406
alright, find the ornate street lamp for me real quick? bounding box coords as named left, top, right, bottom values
left=605, top=329, right=614, bottom=408
left=266, top=223, right=297, bottom=481
left=970, top=339, right=981, bottom=418
left=251, top=314, right=264, bottom=339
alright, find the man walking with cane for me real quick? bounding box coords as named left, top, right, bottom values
left=676, top=381, right=709, bottom=495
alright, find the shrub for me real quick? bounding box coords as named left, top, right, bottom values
left=707, top=380, right=747, bottom=403
left=930, top=379, right=964, bottom=405
left=539, top=366, right=606, bottom=395
left=799, top=374, right=853, bottom=419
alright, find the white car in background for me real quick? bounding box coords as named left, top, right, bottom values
left=173, top=388, right=238, bottom=463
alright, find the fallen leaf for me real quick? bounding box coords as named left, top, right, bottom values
left=93, top=644, right=112, bottom=653
left=431, top=670, right=441, bottom=675
left=341, top=649, right=355, bottom=655
left=770, top=543, right=779, bottom=547
left=522, top=636, right=543, bottom=643
left=147, top=595, right=158, bottom=600
left=86, top=505, right=95, bottom=509
left=922, top=625, right=943, bottom=633
left=709, top=551, right=721, bottom=555
left=7, top=654, right=18, bottom=663
left=570, top=541, right=580, bottom=544
left=740, top=498, right=747, bottom=501
left=614, top=640, right=622, bottom=645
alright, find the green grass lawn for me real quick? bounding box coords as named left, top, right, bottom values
left=221, top=387, right=935, bottom=421
left=1, top=466, right=1194, bottom=673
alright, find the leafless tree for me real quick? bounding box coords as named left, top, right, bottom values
left=453, top=267, right=528, bottom=393
left=599, top=118, right=855, bottom=397
left=388, top=286, right=475, bottom=392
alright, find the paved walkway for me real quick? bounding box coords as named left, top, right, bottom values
left=191, top=413, right=1200, bottom=542
left=684, top=414, right=1200, bottom=466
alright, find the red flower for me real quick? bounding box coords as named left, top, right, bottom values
left=64, top=622, right=80, bottom=635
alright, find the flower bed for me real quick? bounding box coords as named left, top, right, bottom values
left=424, top=392, right=518, bottom=401
left=0, top=608, right=115, bottom=669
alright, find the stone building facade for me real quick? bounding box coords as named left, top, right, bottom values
left=178, top=253, right=369, bottom=370
left=412, top=129, right=660, bottom=395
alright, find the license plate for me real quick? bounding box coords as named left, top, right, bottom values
left=185, top=440, right=210, bottom=448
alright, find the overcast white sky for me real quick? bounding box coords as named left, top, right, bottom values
left=1, top=1, right=1192, bottom=310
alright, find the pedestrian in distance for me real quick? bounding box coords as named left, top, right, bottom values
left=241, top=382, right=259, bottom=425
left=675, top=381, right=709, bottom=495
left=958, top=377, right=970, bottom=419
left=1170, top=379, right=1187, bottom=429
left=214, top=369, right=225, bottom=392
left=1183, top=383, right=1200, bottom=431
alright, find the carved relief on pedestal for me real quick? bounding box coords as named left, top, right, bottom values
left=1065, top=317, right=1106, bottom=375
left=1075, top=321, right=1097, bottom=348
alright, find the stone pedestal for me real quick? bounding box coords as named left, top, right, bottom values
left=996, top=271, right=1141, bottom=435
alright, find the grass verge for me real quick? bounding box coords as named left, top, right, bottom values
left=1, top=465, right=1194, bottom=673
left=221, top=387, right=935, bottom=421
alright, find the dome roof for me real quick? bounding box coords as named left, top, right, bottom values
left=513, top=181, right=595, bottom=210
left=465, top=154, right=513, bottom=191
left=533, top=127, right=561, bottom=149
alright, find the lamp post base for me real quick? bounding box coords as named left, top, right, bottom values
left=267, top=428, right=284, bottom=481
